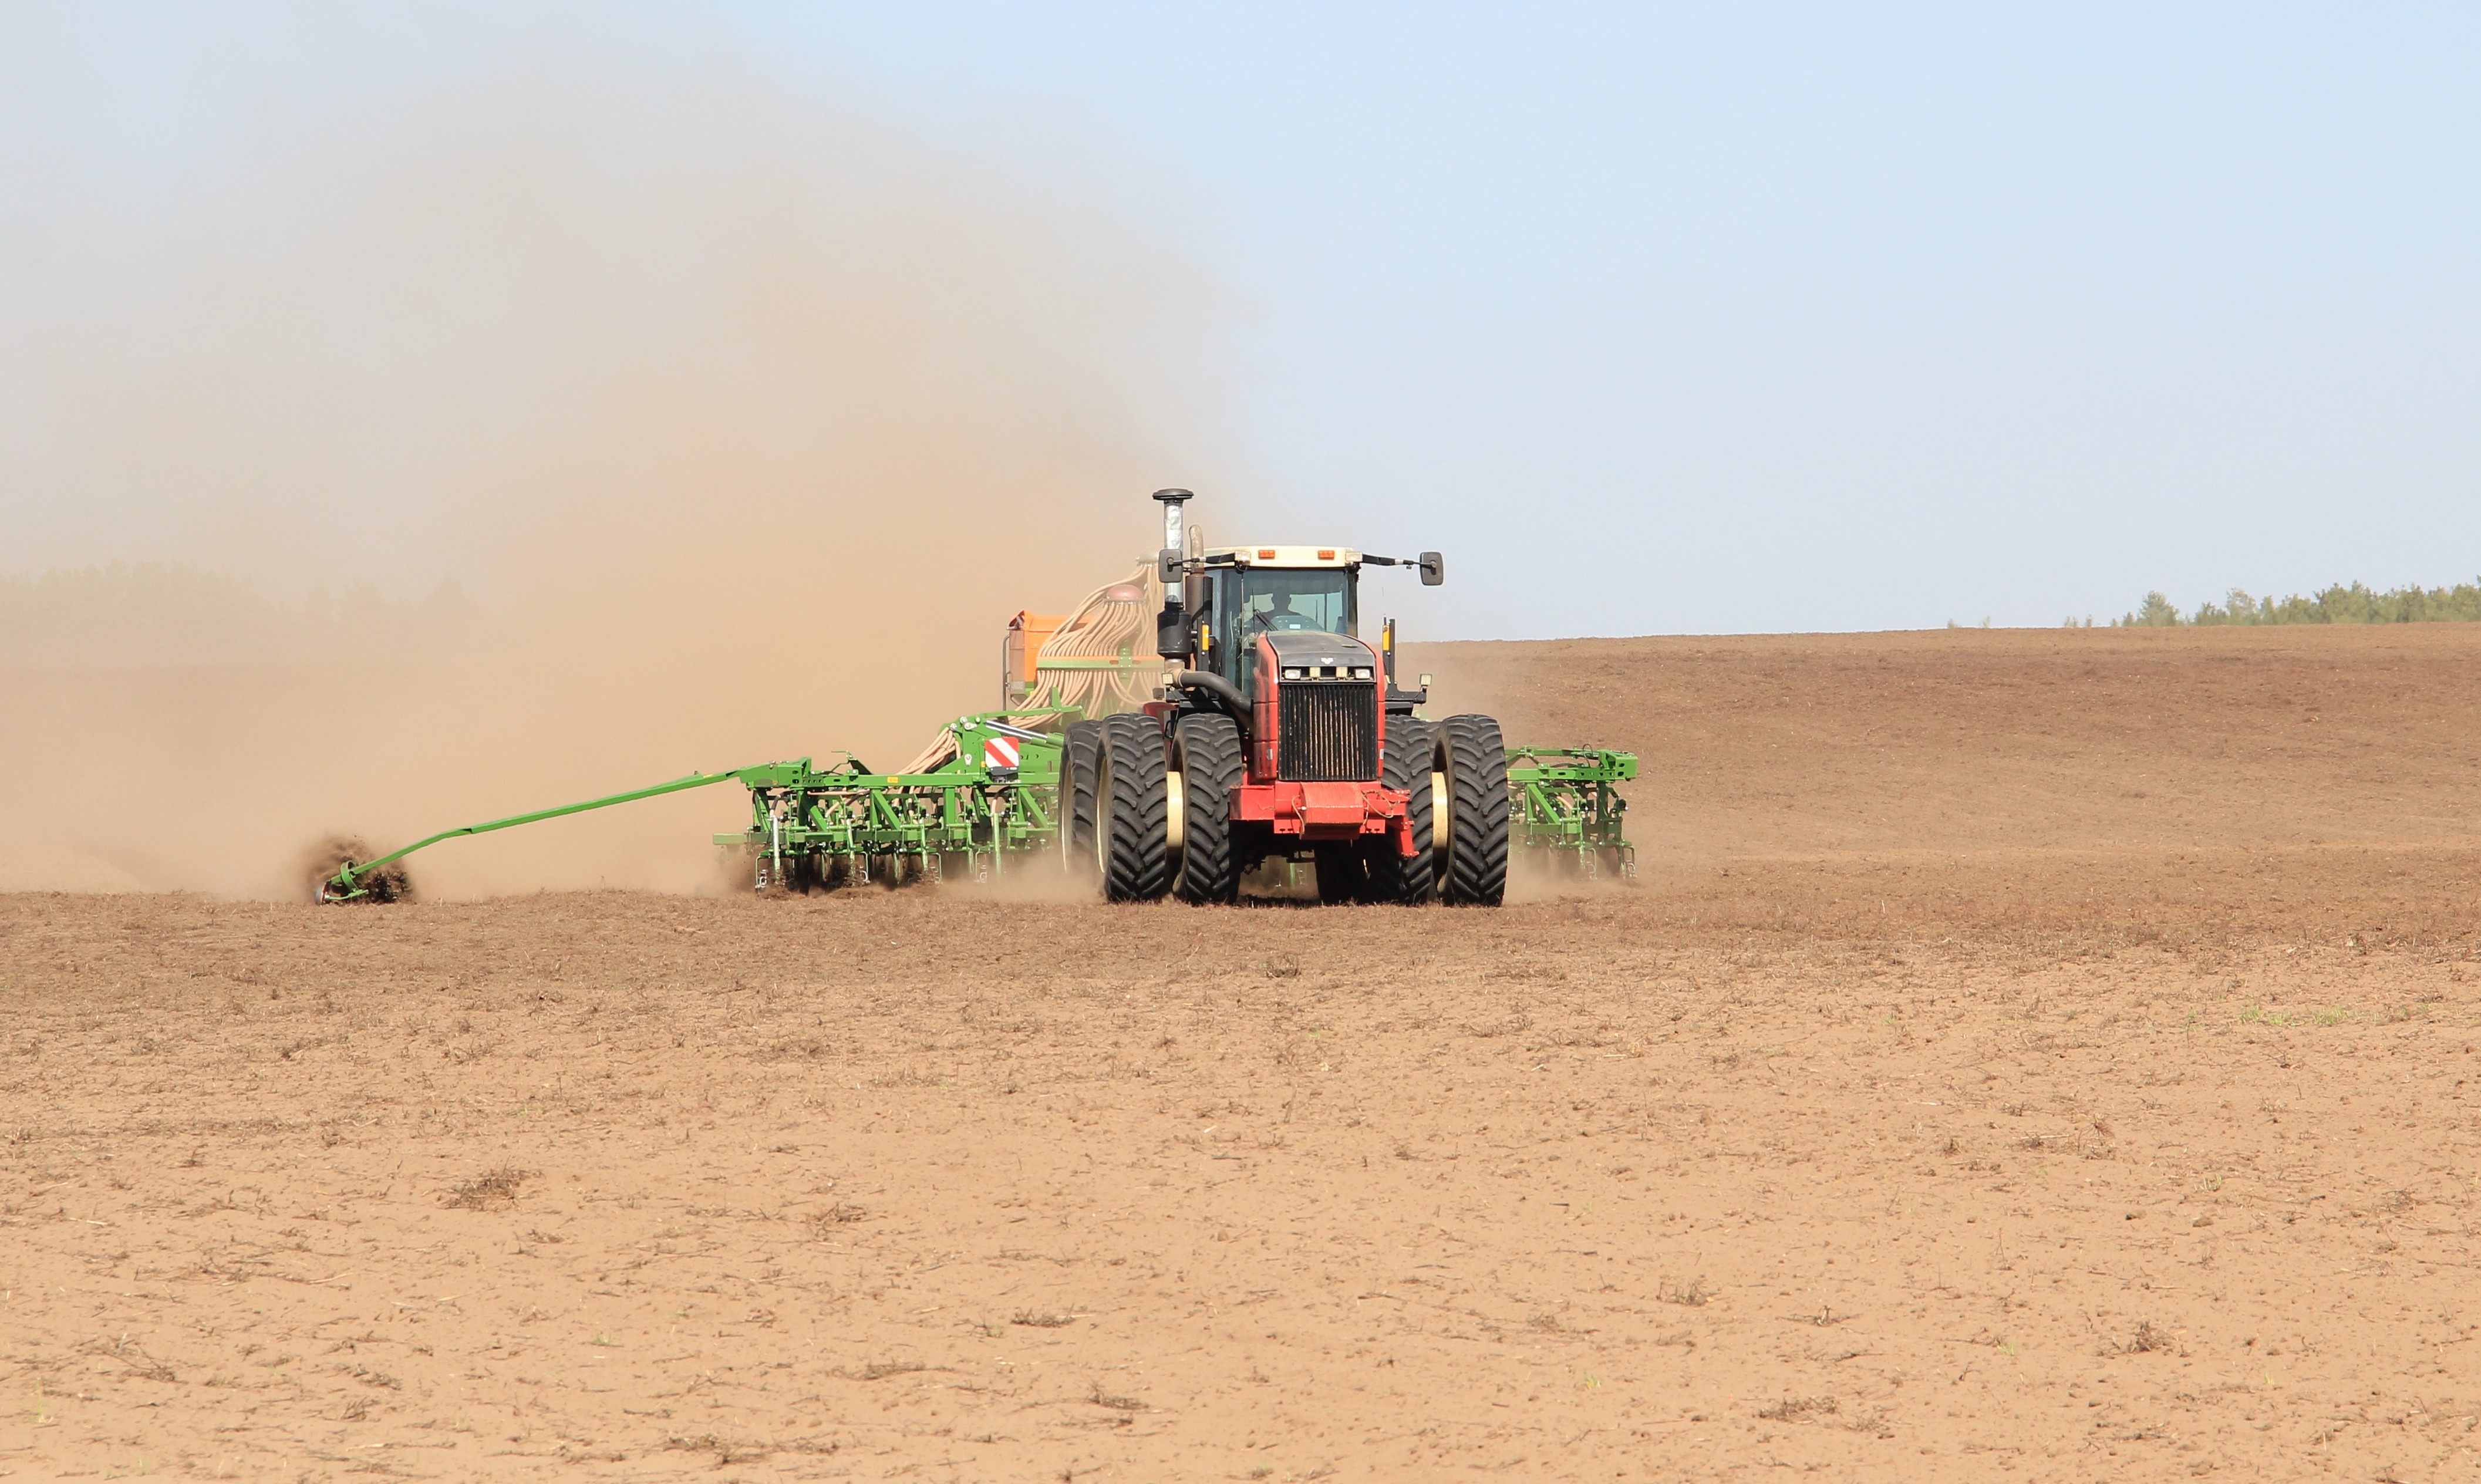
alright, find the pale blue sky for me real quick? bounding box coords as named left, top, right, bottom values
left=5, top=3, right=2477, bottom=637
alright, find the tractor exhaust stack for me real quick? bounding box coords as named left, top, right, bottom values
left=1151, top=487, right=1195, bottom=661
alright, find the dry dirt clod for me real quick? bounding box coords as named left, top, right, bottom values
left=1757, top=1395, right=1839, bottom=1422
left=1013, top=1311, right=1077, bottom=1328
left=443, top=1165, right=529, bottom=1210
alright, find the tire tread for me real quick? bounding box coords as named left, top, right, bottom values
left=1174, top=714, right=1243, bottom=904
left=1364, top=716, right=1435, bottom=905
left=1101, top=713, right=1171, bottom=901
left=1437, top=713, right=1510, bottom=906
left=1060, top=719, right=1103, bottom=876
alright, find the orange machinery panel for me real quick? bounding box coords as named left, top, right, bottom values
left=1003, top=611, right=1067, bottom=708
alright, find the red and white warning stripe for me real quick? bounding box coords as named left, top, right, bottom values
left=983, top=735, right=1022, bottom=769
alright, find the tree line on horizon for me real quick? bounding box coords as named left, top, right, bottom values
left=2109, top=579, right=2481, bottom=628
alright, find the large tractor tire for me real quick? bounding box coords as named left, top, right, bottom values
left=1059, top=717, right=1104, bottom=878
left=1097, top=711, right=1171, bottom=902
left=1362, top=714, right=1435, bottom=905
left=1433, top=713, right=1511, bottom=906
left=1172, top=713, right=1243, bottom=904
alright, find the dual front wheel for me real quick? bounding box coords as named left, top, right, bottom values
left=1057, top=710, right=1508, bottom=906
left=1350, top=713, right=1509, bottom=906
left=1058, top=713, right=1189, bottom=902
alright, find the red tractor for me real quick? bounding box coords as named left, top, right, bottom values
left=1054, top=490, right=1510, bottom=905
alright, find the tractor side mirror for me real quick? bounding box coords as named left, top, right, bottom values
left=1418, top=551, right=1444, bottom=586
left=1158, top=548, right=1182, bottom=584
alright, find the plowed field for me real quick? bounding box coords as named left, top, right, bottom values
left=6, top=624, right=2481, bottom=1482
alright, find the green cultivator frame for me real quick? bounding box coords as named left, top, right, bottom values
left=717, top=714, right=1065, bottom=890
left=1505, top=746, right=1638, bottom=879
left=316, top=711, right=1071, bottom=902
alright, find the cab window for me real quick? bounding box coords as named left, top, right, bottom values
left=1212, top=567, right=1355, bottom=701
left=1232, top=569, right=1355, bottom=642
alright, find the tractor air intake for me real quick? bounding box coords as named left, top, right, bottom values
left=1277, top=679, right=1380, bottom=782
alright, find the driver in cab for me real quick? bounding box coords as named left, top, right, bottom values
left=1253, top=592, right=1317, bottom=631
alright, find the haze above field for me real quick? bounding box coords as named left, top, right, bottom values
left=5, top=2, right=2479, bottom=638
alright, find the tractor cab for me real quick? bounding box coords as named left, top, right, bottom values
left=1187, top=547, right=1362, bottom=701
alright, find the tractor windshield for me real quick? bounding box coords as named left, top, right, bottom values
left=1233, top=568, right=1356, bottom=642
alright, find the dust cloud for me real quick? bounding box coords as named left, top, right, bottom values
left=0, top=40, right=1239, bottom=898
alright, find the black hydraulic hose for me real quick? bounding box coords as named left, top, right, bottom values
left=1175, top=670, right=1250, bottom=735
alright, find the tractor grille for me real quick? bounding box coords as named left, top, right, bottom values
left=1277, top=681, right=1379, bottom=782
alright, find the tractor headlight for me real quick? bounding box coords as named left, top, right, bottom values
left=1352, top=666, right=1373, bottom=679
left=1282, top=666, right=1309, bottom=680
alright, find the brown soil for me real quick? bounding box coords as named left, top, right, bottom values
left=6, top=624, right=2481, bottom=1481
